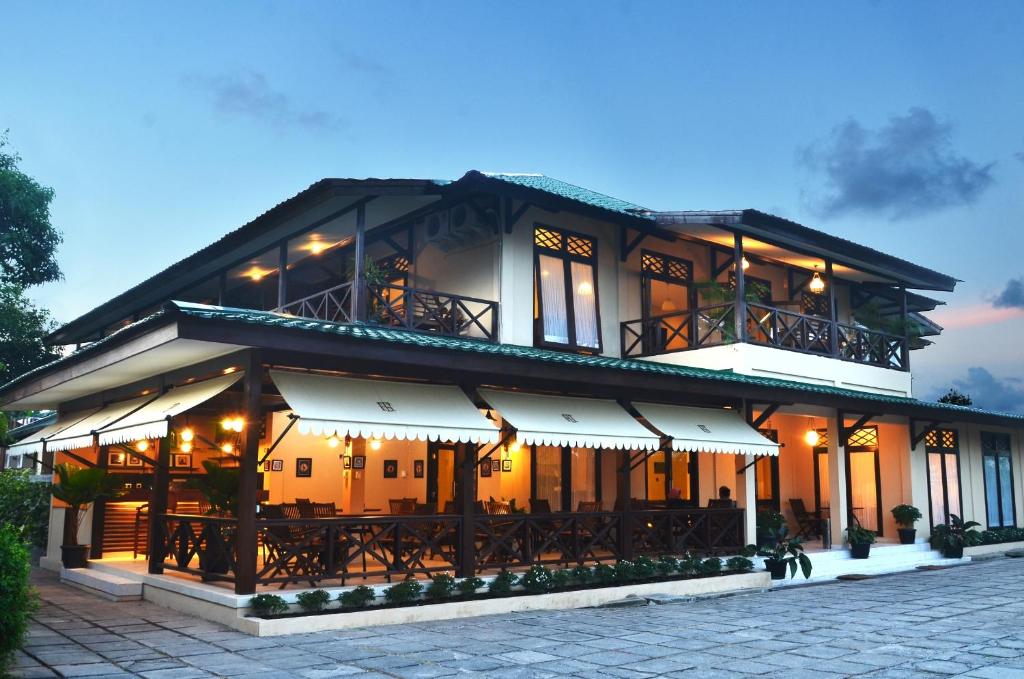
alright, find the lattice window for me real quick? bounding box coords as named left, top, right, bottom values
left=847, top=427, right=878, bottom=450
left=534, top=227, right=563, bottom=251
left=641, top=252, right=664, bottom=275
left=566, top=235, right=594, bottom=258
left=815, top=429, right=829, bottom=447
left=728, top=272, right=772, bottom=303
left=925, top=429, right=958, bottom=451
left=667, top=258, right=691, bottom=281
left=642, top=251, right=692, bottom=282
left=801, top=291, right=830, bottom=317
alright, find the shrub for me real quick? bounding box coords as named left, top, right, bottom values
left=726, top=556, right=753, bottom=572
left=571, top=564, right=594, bottom=584
left=249, top=593, right=288, bottom=617
left=700, top=557, right=723, bottom=575
left=633, top=556, right=657, bottom=579
left=456, top=576, right=485, bottom=596
left=426, top=573, right=456, bottom=600
left=593, top=563, right=615, bottom=584
left=338, top=585, right=375, bottom=609
left=519, top=565, right=554, bottom=594
left=384, top=578, right=423, bottom=604
left=677, top=554, right=703, bottom=575
left=295, top=589, right=331, bottom=613
left=488, top=569, right=517, bottom=596
left=613, top=560, right=637, bottom=583
left=550, top=569, right=572, bottom=590
left=891, top=504, right=922, bottom=528
left=0, top=470, right=51, bottom=549
left=656, top=555, right=679, bottom=576
left=0, top=525, right=37, bottom=669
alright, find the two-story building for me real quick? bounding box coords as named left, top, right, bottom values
left=3, top=170, right=1022, bottom=604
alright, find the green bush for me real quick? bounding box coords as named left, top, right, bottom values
left=700, top=557, right=723, bottom=575
left=725, top=556, right=753, bottom=572
left=384, top=578, right=423, bottom=604
left=338, top=585, right=375, bottom=609
left=0, top=470, right=51, bottom=549
left=456, top=576, right=484, bottom=596
left=613, top=560, right=637, bottom=583
left=571, top=564, right=594, bottom=584
left=656, top=555, right=679, bottom=576
left=633, top=556, right=657, bottom=579
left=295, top=589, right=331, bottom=613
left=677, top=554, right=703, bottom=575
left=487, top=569, right=517, bottom=596
left=550, top=569, right=572, bottom=590
left=0, top=525, right=37, bottom=670
left=425, top=573, right=456, bottom=600
left=519, top=565, right=554, bottom=594
left=248, top=593, right=288, bottom=617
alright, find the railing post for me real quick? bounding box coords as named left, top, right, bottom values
left=618, top=452, right=634, bottom=560
left=732, top=233, right=746, bottom=343
left=826, top=259, right=838, bottom=357
left=456, top=443, right=477, bottom=577
left=351, top=203, right=366, bottom=322
left=147, top=434, right=171, bottom=574
left=234, top=350, right=262, bottom=595
left=490, top=302, right=498, bottom=341
left=900, top=285, right=910, bottom=371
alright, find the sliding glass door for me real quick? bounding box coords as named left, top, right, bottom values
left=982, top=432, right=1016, bottom=528
left=925, top=430, right=961, bottom=527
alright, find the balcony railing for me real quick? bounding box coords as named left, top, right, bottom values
left=622, top=301, right=907, bottom=371
left=274, top=282, right=499, bottom=342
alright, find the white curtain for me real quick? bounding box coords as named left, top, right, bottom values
left=535, top=445, right=563, bottom=511
left=849, top=452, right=878, bottom=531
left=538, top=255, right=569, bottom=344
left=571, top=261, right=599, bottom=348
left=928, top=452, right=945, bottom=525
left=572, top=448, right=596, bottom=509
left=945, top=454, right=961, bottom=518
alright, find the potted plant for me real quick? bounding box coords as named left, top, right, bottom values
left=753, top=527, right=812, bottom=580
left=846, top=519, right=876, bottom=559
left=50, top=463, right=122, bottom=569
left=756, top=510, right=786, bottom=548
left=185, top=461, right=240, bottom=573
left=891, top=504, right=922, bottom=544
left=930, top=514, right=981, bottom=558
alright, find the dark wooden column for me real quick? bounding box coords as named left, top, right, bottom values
left=529, top=445, right=537, bottom=501
left=594, top=449, right=603, bottom=504
left=733, top=233, right=746, bottom=342
left=826, top=259, right=838, bottom=355
left=664, top=449, right=673, bottom=499
left=456, top=442, right=477, bottom=577
left=618, top=452, right=634, bottom=560
left=147, top=436, right=172, bottom=574
left=560, top=445, right=572, bottom=512
left=276, top=242, right=288, bottom=309
left=234, top=350, right=263, bottom=595
left=900, top=285, right=910, bottom=371
left=89, top=437, right=108, bottom=560
left=351, top=202, right=367, bottom=321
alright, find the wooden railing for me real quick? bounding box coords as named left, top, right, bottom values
left=275, top=282, right=354, bottom=323
left=155, top=514, right=238, bottom=583
left=622, top=301, right=907, bottom=371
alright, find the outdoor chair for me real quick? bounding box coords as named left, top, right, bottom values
left=486, top=500, right=512, bottom=515
left=529, top=498, right=552, bottom=514
left=577, top=500, right=602, bottom=513
left=311, top=502, right=337, bottom=518
left=789, top=498, right=822, bottom=540
left=708, top=499, right=736, bottom=509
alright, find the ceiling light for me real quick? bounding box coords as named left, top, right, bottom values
left=180, top=428, right=194, bottom=443
left=810, top=271, right=826, bottom=294
left=135, top=440, right=149, bottom=453
left=369, top=438, right=382, bottom=451
left=804, top=429, right=821, bottom=446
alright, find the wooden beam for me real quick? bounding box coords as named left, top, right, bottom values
left=749, top=403, right=782, bottom=430
left=839, top=411, right=877, bottom=445
left=234, top=350, right=262, bottom=595
left=733, top=233, right=746, bottom=342
left=504, top=200, right=531, bottom=234
left=456, top=442, right=477, bottom=577
left=147, top=421, right=171, bottom=575
left=909, top=418, right=946, bottom=449
left=350, top=202, right=366, bottom=322
left=619, top=228, right=647, bottom=262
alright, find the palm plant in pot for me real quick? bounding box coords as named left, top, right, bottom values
left=891, top=504, right=922, bottom=544
left=754, top=526, right=812, bottom=580
left=50, top=463, right=122, bottom=568
left=184, top=461, right=239, bottom=573
left=846, top=518, right=876, bottom=558
left=930, top=514, right=981, bottom=558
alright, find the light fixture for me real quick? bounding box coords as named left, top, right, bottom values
left=180, top=427, right=195, bottom=443
left=309, top=240, right=326, bottom=255
left=804, top=429, right=821, bottom=447
left=809, top=271, right=826, bottom=294
left=180, top=442, right=193, bottom=453
left=221, top=417, right=244, bottom=433
left=135, top=440, right=149, bottom=453
left=509, top=441, right=522, bottom=454
left=369, top=438, right=382, bottom=451
left=223, top=366, right=237, bottom=375
left=741, top=257, right=750, bottom=270
left=221, top=442, right=234, bottom=454
left=249, top=269, right=265, bottom=282
left=327, top=436, right=340, bottom=449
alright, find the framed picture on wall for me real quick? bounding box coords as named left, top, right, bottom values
left=502, top=459, right=512, bottom=473
left=343, top=456, right=352, bottom=470
left=383, top=459, right=398, bottom=479
left=263, top=461, right=271, bottom=472
left=108, top=451, right=126, bottom=467
left=173, top=454, right=192, bottom=469
left=413, top=460, right=424, bottom=478
left=480, top=461, right=491, bottom=477
left=271, top=459, right=283, bottom=472
left=296, top=458, right=313, bottom=477
left=491, top=459, right=501, bottom=472
left=352, top=455, right=366, bottom=470
left=127, top=454, right=144, bottom=467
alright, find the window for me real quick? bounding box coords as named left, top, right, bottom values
left=534, top=226, right=601, bottom=351
left=845, top=426, right=882, bottom=535
left=754, top=430, right=780, bottom=511
left=925, top=429, right=961, bottom=527
left=982, top=432, right=1015, bottom=528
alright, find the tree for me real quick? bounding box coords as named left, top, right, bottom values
left=0, top=283, right=60, bottom=387
left=938, top=388, right=972, bottom=406
left=0, top=132, right=62, bottom=288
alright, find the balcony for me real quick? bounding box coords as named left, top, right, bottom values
left=621, top=301, right=907, bottom=371
left=275, top=282, right=499, bottom=342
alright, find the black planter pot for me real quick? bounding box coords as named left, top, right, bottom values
left=61, top=544, right=90, bottom=569
left=765, top=559, right=789, bottom=580
left=898, top=528, right=917, bottom=545
left=943, top=544, right=964, bottom=559
left=849, top=542, right=872, bottom=559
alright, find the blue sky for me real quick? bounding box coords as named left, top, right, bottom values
left=3, top=1, right=1023, bottom=408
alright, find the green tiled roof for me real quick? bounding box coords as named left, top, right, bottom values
left=479, top=173, right=653, bottom=219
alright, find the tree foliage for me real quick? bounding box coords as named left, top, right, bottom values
left=0, top=523, right=37, bottom=671
left=938, top=388, right=973, bottom=406
left=0, top=470, right=51, bottom=548
left=0, top=283, right=61, bottom=386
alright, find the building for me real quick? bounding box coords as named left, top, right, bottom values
left=2, top=170, right=1021, bottom=603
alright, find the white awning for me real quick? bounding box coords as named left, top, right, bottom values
left=6, top=411, right=96, bottom=457
left=478, top=389, right=660, bottom=451
left=633, top=402, right=780, bottom=456
left=270, top=370, right=500, bottom=444
left=97, top=373, right=244, bottom=446
left=45, top=396, right=155, bottom=452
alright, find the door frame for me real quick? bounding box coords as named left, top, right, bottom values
left=924, top=429, right=963, bottom=527
left=981, top=431, right=1017, bottom=528
left=426, top=441, right=457, bottom=508
left=843, top=426, right=883, bottom=536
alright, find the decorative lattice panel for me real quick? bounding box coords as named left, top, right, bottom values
left=925, top=429, right=958, bottom=451
left=801, top=291, right=830, bottom=317
left=641, top=252, right=664, bottom=275
left=566, top=235, right=594, bottom=258
left=534, top=227, right=562, bottom=251
left=847, top=427, right=878, bottom=449
left=642, top=252, right=691, bottom=281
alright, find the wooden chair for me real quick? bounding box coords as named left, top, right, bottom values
left=486, top=500, right=511, bottom=515
left=295, top=498, right=311, bottom=504
left=311, top=502, right=337, bottom=518
left=389, top=498, right=416, bottom=514
left=577, top=500, right=602, bottom=513
left=530, top=498, right=552, bottom=514
left=708, top=499, right=737, bottom=509
left=789, top=498, right=822, bottom=539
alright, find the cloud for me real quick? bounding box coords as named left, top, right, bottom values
left=939, top=367, right=1024, bottom=414
left=799, top=107, right=995, bottom=220
left=184, top=70, right=344, bottom=131
left=993, top=278, right=1024, bottom=309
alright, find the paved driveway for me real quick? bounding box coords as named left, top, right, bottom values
left=10, top=558, right=1024, bottom=678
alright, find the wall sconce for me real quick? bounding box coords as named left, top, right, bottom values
left=134, top=440, right=149, bottom=453
left=741, top=257, right=750, bottom=270
left=220, top=417, right=244, bottom=433
left=369, top=438, right=382, bottom=451
left=809, top=271, right=826, bottom=294
left=326, top=436, right=340, bottom=449
left=804, top=429, right=821, bottom=446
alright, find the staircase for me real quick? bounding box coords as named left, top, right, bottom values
left=769, top=542, right=968, bottom=586
left=101, top=502, right=147, bottom=555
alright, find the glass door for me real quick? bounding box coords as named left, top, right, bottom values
left=844, top=427, right=882, bottom=535
left=426, top=443, right=456, bottom=511
left=925, top=430, right=961, bottom=527
left=640, top=251, right=692, bottom=353
left=982, top=432, right=1015, bottom=528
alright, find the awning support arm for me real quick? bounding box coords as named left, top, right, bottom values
left=259, top=414, right=298, bottom=466
left=20, top=453, right=55, bottom=474
left=57, top=448, right=98, bottom=469
left=838, top=411, right=878, bottom=445
left=909, top=418, right=946, bottom=449
left=737, top=456, right=763, bottom=474
left=629, top=449, right=658, bottom=471
left=476, top=430, right=515, bottom=468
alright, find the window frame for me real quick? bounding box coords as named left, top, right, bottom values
left=924, top=429, right=963, bottom=527
left=533, top=224, right=603, bottom=353
left=981, top=431, right=1017, bottom=529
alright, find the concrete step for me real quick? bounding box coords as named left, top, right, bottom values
left=763, top=543, right=969, bottom=587
left=60, top=567, right=143, bottom=601
left=85, top=559, right=147, bottom=581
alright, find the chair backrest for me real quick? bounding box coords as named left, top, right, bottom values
left=790, top=498, right=810, bottom=517
left=442, top=501, right=456, bottom=514
left=390, top=498, right=416, bottom=514
left=414, top=502, right=437, bottom=515
left=198, top=499, right=212, bottom=515
left=577, top=500, right=602, bottom=513
left=295, top=498, right=311, bottom=504
left=312, top=502, right=336, bottom=518
left=281, top=503, right=301, bottom=519
left=486, top=500, right=511, bottom=515
left=708, top=498, right=736, bottom=509
left=260, top=504, right=283, bottom=519
left=297, top=502, right=317, bottom=519
left=530, top=498, right=552, bottom=514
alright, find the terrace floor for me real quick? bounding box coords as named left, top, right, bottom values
left=11, top=557, right=1024, bottom=678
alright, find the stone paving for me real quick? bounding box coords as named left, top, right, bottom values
left=9, top=558, right=1024, bottom=678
